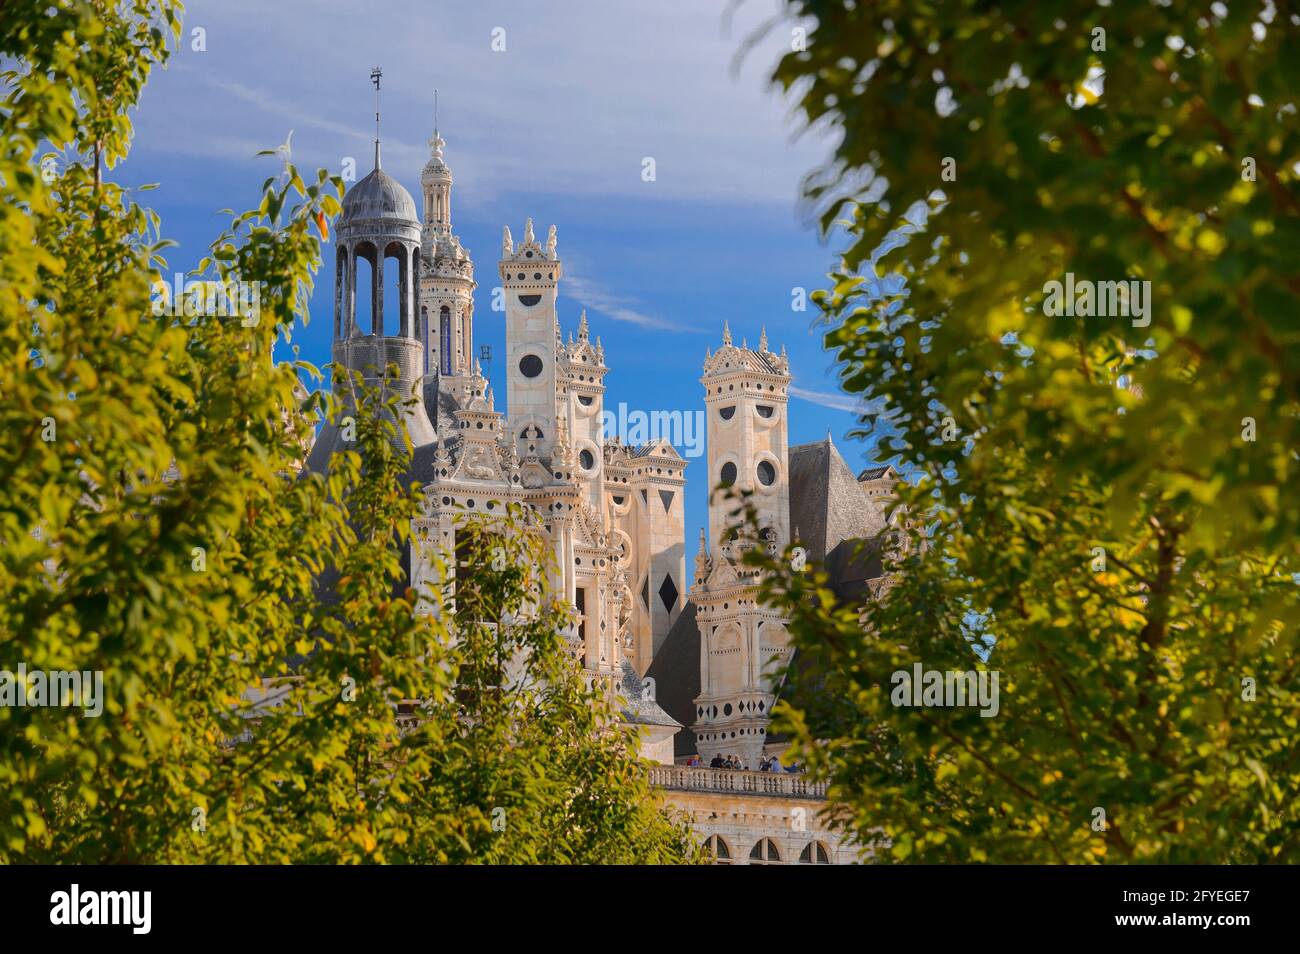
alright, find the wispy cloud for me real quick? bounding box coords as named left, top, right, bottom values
left=207, top=79, right=363, bottom=141
left=562, top=272, right=686, bottom=332
left=790, top=384, right=883, bottom=415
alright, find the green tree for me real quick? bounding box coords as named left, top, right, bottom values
left=0, top=0, right=697, bottom=865
left=752, top=1, right=1300, bottom=862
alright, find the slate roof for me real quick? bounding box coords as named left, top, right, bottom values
left=644, top=602, right=700, bottom=757
left=789, top=438, right=887, bottom=564
left=619, top=659, right=682, bottom=729
left=339, top=167, right=418, bottom=225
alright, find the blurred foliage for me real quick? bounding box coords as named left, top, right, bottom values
left=755, top=1, right=1300, bottom=861
left=0, top=0, right=697, bottom=864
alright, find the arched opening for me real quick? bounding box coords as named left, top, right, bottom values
left=798, top=841, right=831, bottom=865
left=749, top=838, right=781, bottom=865
left=382, top=243, right=402, bottom=337
left=439, top=306, right=452, bottom=375
left=705, top=835, right=732, bottom=865
left=353, top=242, right=377, bottom=337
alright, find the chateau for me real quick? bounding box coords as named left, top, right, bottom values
left=306, top=119, right=898, bottom=864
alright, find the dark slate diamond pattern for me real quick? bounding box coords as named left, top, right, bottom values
left=658, top=573, right=678, bottom=613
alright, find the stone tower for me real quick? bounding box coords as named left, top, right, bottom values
left=690, top=325, right=793, bottom=767
left=308, top=131, right=435, bottom=472
left=419, top=128, right=476, bottom=414
left=500, top=219, right=562, bottom=462
left=702, top=323, right=790, bottom=550
left=561, top=310, right=607, bottom=513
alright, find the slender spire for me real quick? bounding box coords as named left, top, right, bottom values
left=370, top=66, right=383, bottom=169
left=759, top=326, right=768, bottom=351
left=578, top=309, right=589, bottom=340
left=722, top=321, right=732, bottom=346
left=428, top=89, right=446, bottom=159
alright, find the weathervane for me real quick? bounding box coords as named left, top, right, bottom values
left=370, top=66, right=382, bottom=168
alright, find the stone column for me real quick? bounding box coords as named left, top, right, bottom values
left=372, top=248, right=384, bottom=336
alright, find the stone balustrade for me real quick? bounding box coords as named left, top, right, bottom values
left=648, top=765, right=827, bottom=800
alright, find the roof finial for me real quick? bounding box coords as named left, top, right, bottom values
left=524, top=217, right=535, bottom=245
left=370, top=66, right=383, bottom=170
left=759, top=326, right=768, bottom=352
left=578, top=309, right=589, bottom=339
left=722, top=321, right=732, bottom=346
left=429, top=89, right=446, bottom=159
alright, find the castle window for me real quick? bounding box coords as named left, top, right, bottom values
left=577, top=394, right=594, bottom=407
left=705, top=836, right=732, bottom=865
left=719, top=462, right=736, bottom=487
left=749, top=839, right=781, bottom=865
left=439, top=307, right=452, bottom=375
left=579, top=449, right=595, bottom=471
left=799, top=842, right=832, bottom=865
left=757, top=460, right=776, bottom=486
left=518, top=293, right=542, bottom=306
left=756, top=404, right=774, bottom=418
left=519, top=354, right=543, bottom=378
left=719, top=405, right=735, bottom=421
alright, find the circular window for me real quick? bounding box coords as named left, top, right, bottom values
left=719, top=462, right=737, bottom=487
left=519, top=354, right=543, bottom=378
left=579, top=449, right=595, bottom=471
left=757, top=460, right=776, bottom=486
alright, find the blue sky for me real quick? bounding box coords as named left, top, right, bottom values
left=121, top=0, right=882, bottom=566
